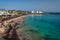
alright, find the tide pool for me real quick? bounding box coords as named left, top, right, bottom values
left=22, top=15, right=60, bottom=40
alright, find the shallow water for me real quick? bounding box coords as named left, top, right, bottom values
left=22, top=14, right=60, bottom=40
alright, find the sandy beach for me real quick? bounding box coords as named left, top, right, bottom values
left=4, top=15, right=25, bottom=26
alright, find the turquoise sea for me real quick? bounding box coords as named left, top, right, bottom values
left=23, top=14, right=60, bottom=40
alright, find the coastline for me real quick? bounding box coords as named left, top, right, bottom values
left=3, top=15, right=26, bottom=26
left=0, top=14, right=42, bottom=35
left=0, top=14, right=43, bottom=40
left=3, top=14, right=42, bottom=26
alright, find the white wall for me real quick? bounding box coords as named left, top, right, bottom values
left=0, top=11, right=9, bottom=15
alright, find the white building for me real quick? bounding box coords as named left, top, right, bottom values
left=36, top=11, right=39, bottom=13
left=31, top=11, right=43, bottom=13
left=0, top=11, right=9, bottom=15
left=31, top=11, right=35, bottom=13
left=39, top=11, right=43, bottom=13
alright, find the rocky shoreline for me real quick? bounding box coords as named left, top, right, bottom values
left=0, top=15, right=27, bottom=40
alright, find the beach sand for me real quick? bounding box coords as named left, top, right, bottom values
left=4, top=16, right=25, bottom=26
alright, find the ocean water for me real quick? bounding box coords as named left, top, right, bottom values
left=23, top=14, right=60, bottom=40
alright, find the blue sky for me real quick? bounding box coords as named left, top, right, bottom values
left=0, top=0, right=60, bottom=12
